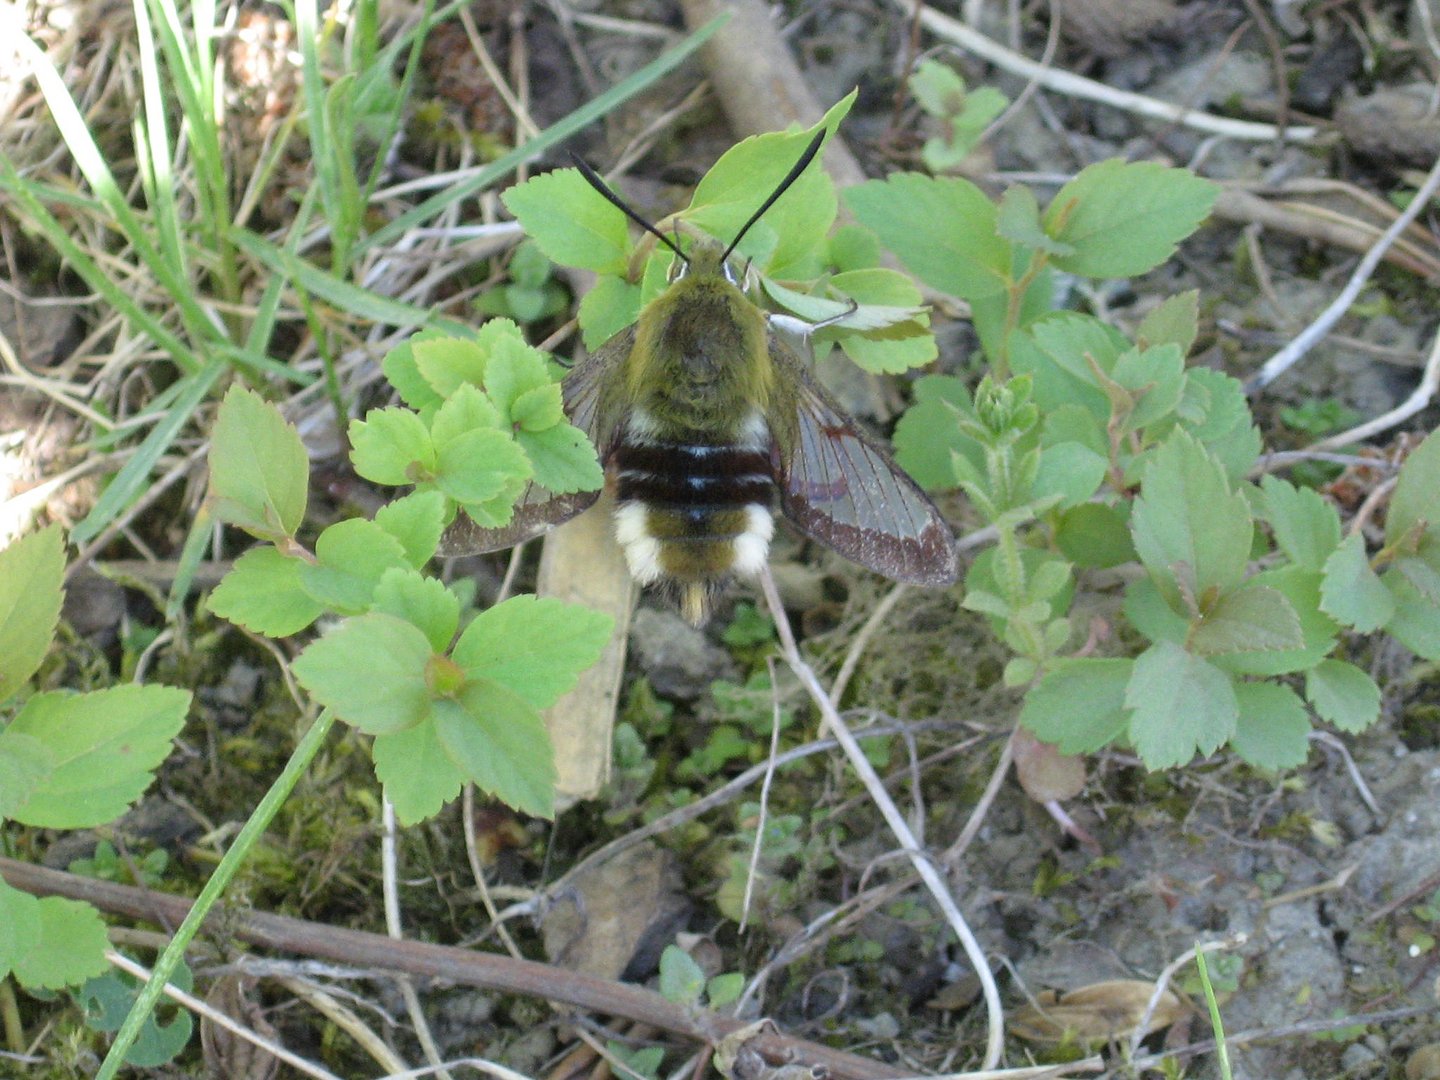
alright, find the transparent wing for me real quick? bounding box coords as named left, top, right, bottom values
left=438, top=328, right=632, bottom=556
left=769, top=335, right=958, bottom=587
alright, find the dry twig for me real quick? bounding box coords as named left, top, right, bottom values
left=1246, top=152, right=1440, bottom=393
left=757, top=568, right=1005, bottom=1071
left=887, top=0, right=1318, bottom=143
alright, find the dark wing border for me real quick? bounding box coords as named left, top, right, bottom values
left=438, top=328, right=632, bottom=556
left=769, top=335, right=958, bottom=587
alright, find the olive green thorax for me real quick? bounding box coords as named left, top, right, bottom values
left=624, top=238, right=777, bottom=437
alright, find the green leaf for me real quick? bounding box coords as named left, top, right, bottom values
left=433, top=428, right=532, bottom=506
left=1383, top=566, right=1440, bottom=660
left=0, top=732, right=53, bottom=818
left=997, top=185, right=1072, bottom=256
left=1230, top=681, right=1311, bottom=770
left=828, top=268, right=929, bottom=323
left=435, top=683, right=555, bottom=818
left=374, top=491, right=447, bottom=568
left=1305, top=660, right=1381, bottom=734
left=764, top=278, right=916, bottom=332
left=1209, top=567, right=1338, bottom=677
left=300, top=519, right=411, bottom=614
left=1032, top=441, right=1106, bottom=508
left=372, top=568, right=460, bottom=652
left=1259, top=476, right=1342, bottom=572
left=78, top=964, right=193, bottom=1064
left=6, top=685, right=189, bottom=829
left=501, top=169, right=631, bottom=275
left=689, top=104, right=851, bottom=274
left=483, top=334, right=554, bottom=422
left=412, top=335, right=491, bottom=398
left=373, top=717, right=466, bottom=825
left=1131, top=430, right=1252, bottom=609
left=381, top=330, right=450, bottom=411
left=924, top=85, right=1007, bottom=169
left=1396, top=552, right=1440, bottom=605
left=208, top=546, right=325, bottom=636
left=819, top=268, right=936, bottom=373
left=0, top=880, right=41, bottom=979
left=1190, top=586, right=1303, bottom=656
left=292, top=613, right=435, bottom=735
left=207, top=385, right=308, bottom=539
left=828, top=224, right=880, bottom=271
left=706, top=972, right=744, bottom=1008
left=511, top=383, right=565, bottom=432
left=1019, top=658, right=1133, bottom=754
left=11, top=895, right=109, bottom=989
left=843, top=174, right=1011, bottom=300
left=1056, top=503, right=1135, bottom=569
left=1126, top=641, right=1237, bottom=768
left=837, top=318, right=937, bottom=374
left=452, top=595, right=613, bottom=710
left=1320, top=532, right=1394, bottom=632
left=658, top=945, right=706, bottom=1006
left=430, top=383, right=504, bottom=450
left=1387, top=429, right=1440, bottom=548
left=910, top=58, right=966, bottom=118
left=1170, top=369, right=1261, bottom=484
left=1025, top=312, right=1125, bottom=416
left=0, top=523, right=65, bottom=704
left=519, top=422, right=604, bottom=494
left=349, top=407, right=435, bottom=485
left=578, top=276, right=643, bottom=350
left=1043, top=160, right=1218, bottom=279
left=1113, top=344, right=1185, bottom=430
left=893, top=375, right=977, bottom=490
left=1135, top=291, right=1199, bottom=355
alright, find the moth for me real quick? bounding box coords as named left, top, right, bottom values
left=442, top=130, right=958, bottom=624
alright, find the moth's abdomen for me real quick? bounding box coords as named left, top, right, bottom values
left=612, top=437, right=776, bottom=622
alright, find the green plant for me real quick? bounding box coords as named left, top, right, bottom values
left=502, top=93, right=933, bottom=377
left=0, top=527, right=191, bottom=997
left=76, top=963, right=194, bottom=1068
left=843, top=160, right=1440, bottom=771
left=473, top=239, right=570, bottom=324
left=206, top=331, right=613, bottom=821
left=657, top=944, right=744, bottom=1011
left=1279, top=397, right=1362, bottom=438
left=68, top=841, right=169, bottom=888
left=909, top=60, right=1008, bottom=173
left=1, top=0, right=725, bottom=614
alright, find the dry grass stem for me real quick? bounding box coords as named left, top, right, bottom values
left=758, top=567, right=1005, bottom=1070
left=891, top=0, right=1318, bottom=142
left=106, top=951, right=345, bottom=1080
left=1247, top=151, right=1440, bottom=393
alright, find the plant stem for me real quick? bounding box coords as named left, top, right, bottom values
left=0, top=977, right=24, bottom=1054
left=1195, top=947, right=1234, bottom=1080
left=95, top=710, right=337, bottom=1078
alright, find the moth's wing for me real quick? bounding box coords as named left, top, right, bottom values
left=438, top=328, right=633, bottom=556
left=768, top=335, right=959, bottom=587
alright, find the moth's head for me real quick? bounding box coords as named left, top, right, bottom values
left=667, top=233, right=742, bottom=287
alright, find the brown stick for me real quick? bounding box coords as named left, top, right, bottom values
left=0, top=857, right=908, bottom=1080
left=676, top=0, right=867, bottom=187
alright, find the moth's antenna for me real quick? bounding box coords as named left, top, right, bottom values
left=568, top=153, right=689, bottom=264
left=721, top=128, right=827, bottom=264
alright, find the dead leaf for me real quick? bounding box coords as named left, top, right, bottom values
left=1010, top=979, right=1188, bottom=1045
left=1013, top=729, right=1086, bottom=803
left=201, top=974, right=279, bottom=1080
left=714, top=1021, right=829, bottom=1080
left=1408, top=1043, right=1440, bottom=1080
left=542, top=842, right=689, bottom=980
